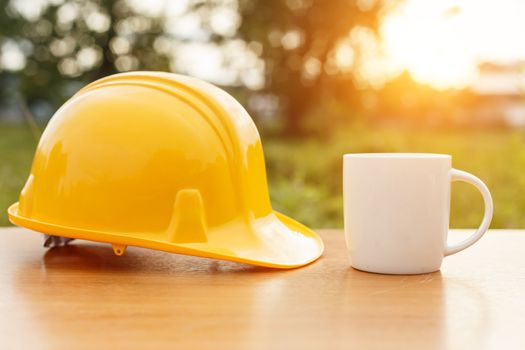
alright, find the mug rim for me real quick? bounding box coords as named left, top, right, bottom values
left=343, top=153, right=451, bottom=159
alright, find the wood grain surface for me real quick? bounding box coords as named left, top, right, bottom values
left=1, top=227, right=524, bottom=350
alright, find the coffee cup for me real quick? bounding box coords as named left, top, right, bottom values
left=343, top=153, right=493, bottom=274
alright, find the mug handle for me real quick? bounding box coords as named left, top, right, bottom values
left=444, top=169, right=494, bottom=256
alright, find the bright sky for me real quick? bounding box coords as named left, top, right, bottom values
left=380, top=0, right=525, bottom=89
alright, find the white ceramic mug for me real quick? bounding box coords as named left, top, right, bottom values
left=343, top=153, right=493, bottom=274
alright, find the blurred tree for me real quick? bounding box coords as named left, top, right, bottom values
left=0, top=0, right=163, bottom=114
left=238, top=0, right=386, bottom=135
left=0, top=0, right=240, bottom=119
left=0, top=0, right=390, bottom=133
left=373, top=71, right=478, bottom=128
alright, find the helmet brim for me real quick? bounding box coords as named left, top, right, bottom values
left=8, top=202, right=323, bottom=269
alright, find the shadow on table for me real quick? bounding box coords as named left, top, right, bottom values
left=41, top=242, right=284, bottom=275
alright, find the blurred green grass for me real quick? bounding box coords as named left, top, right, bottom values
left=0, top=124, right=37, bottom=226
left=264, top=126, right=525, bottom=229
left=1, top=123, right=525, bottom=228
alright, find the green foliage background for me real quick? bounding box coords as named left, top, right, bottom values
left=2, top=123, right=524, bottom=228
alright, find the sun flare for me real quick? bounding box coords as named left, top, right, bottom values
left=380, top=0, right=525, bottom=89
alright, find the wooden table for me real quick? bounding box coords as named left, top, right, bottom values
left=1, top=227, right=524, bottom=349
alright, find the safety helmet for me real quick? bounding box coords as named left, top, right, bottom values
left=8, top=72, right=323, bottom=268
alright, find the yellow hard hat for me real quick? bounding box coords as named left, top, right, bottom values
left=8, top=72, right=323, bottom=268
